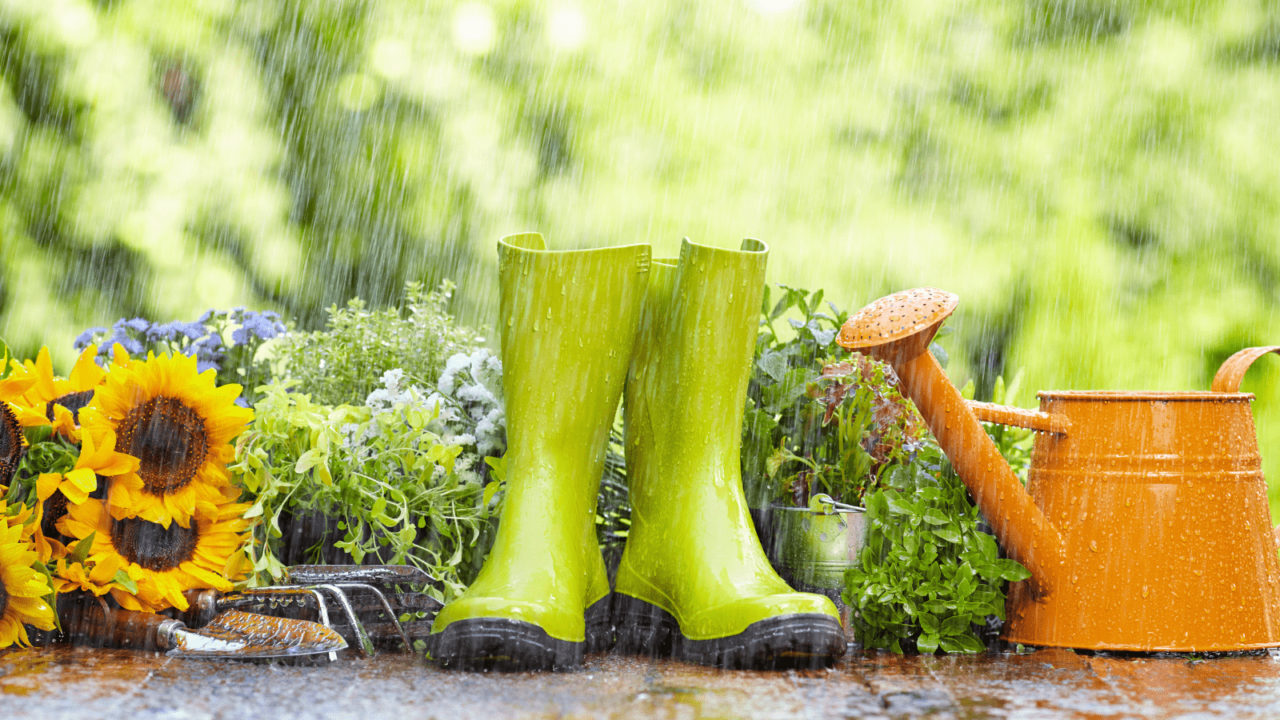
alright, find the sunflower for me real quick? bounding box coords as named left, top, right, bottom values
left=57, top=495, right=249, bottom=612
left=0, top=504, right=56, bottom=648
left=7, top=346, right=107, bottom=438
left=4, top=501, right=64, bottom=565
left=37, top=427, right=139, bottom=507
left=32, top=426, right=139, bottom=561
left=52, top=554, right=146, bottom=612
left=84, top=351, right=252, bottom=529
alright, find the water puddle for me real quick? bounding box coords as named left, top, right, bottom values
left=5, top=645, right=1280, bottom=718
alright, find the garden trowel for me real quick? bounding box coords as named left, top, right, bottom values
left=61, top=595, right=347, bottom=659
left=178, top=564, right=441, bottom=656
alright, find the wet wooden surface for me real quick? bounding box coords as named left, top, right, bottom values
left=3, top=645, right=1280, bottom=718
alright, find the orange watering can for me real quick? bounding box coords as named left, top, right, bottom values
left=838, top=288, right=1280, bottom=652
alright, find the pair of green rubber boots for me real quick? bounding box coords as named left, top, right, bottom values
left=427, top=233, right=846, bottom=671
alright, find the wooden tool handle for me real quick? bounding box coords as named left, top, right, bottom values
left=61, top=595, right=179, bottom=651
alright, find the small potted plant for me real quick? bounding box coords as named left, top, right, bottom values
left=762, top=356, right=930, bottom=617
left=741, top=285, right=934, bottom=632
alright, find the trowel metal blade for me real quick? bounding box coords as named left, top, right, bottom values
left=168, top=610, right=348, bottom=659
left=285, top=564, right=435, bottom=586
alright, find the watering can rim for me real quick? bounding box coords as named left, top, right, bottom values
left=1034, top=390, right=1255, bottom=402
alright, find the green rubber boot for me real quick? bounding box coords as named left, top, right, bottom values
left=612, top=238, right=847, bottom=669
left=429, top=232, right=650, bottom=671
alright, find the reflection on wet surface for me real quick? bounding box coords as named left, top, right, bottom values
left=4, top=646, right=1280, bottom=718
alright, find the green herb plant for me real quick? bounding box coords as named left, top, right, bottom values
left=842, top=364, right=1035, bottom=655
left=275, top=281, right=484, bottom=407
left=230, top=380, right=492, bottom=601
left=741, top=284, right=847, bottom=508
left=844, top=452, right=1032, bottom=655
left=766, top=355, right=929, bottom=508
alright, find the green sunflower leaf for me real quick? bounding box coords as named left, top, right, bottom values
left=112, top=569, right=138, bottom=594
left=67, top=532, right=96, bottom=565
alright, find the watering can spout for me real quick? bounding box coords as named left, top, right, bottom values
left=838, top=288, right=1066, bottom=599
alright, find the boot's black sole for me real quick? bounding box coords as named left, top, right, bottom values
left=428, top=595, right=613, bottom=671
left=612, top=593, right=847, bottom=669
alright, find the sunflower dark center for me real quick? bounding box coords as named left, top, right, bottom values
left=117, top=396, right=209, bottom=494
left=0, top=402, right=22, bottom=486
left=0, top=576, right=8, bottom=618
left=43, top=494, right=69, bottom=539
left=46, top=390, right=95, bottom=424
left=109, top=516, right=199, bottom=572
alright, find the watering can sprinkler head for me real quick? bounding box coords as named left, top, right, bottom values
left=837, top=287, right=958, bottom=365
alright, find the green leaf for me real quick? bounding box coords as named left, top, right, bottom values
left=485, top=455, right=507, bottom=483
left=932, top=525, right=962, bottom=543
left=885, top=495, right=913, bottom=516
left=808, top=289, right=825, bottom=316
left=993, top=558, right=1033, bottom=581
left=921, top=509, right=949, bottom=526
left=930, top=342, right=949, bottom=369
left=294, top=449, right=320, bottom=473
left=67, top=533, right=95, bottom=565
left=916, top=633, right=940, bottom=654
left=756, top=350, right=789, bottom=383
left=482, top=480, right=504, bottom=508
left=942, top=634, right=986, bottom=654
left=111, top=569, right=139, bottom=594
left=770, top=294, right=792, bottom=320
left=765, top=447, right=792, bottom=478
left=941, top=615, right=973, bottom=636
left=918, top=613, right=939, bottom=635
left=25, top=425, right=53, bottom=446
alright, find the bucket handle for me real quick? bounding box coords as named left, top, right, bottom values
left=809, top=493, right=865, bottom=514
left=1212, top=346, right=1280, bottom=393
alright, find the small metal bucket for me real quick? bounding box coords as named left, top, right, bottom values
left=765, top=495, right=867, bottom=639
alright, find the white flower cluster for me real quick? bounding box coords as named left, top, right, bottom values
left=427, top=349, right=506, bottom=458
left=365, top=368, right=413, bottom=414
left=350, top=354, right=506, bottom=487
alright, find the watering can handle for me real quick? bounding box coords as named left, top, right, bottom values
left=967, top=400, right=1071, bottom=435
left=1213, top=347, right=1280, bottom=393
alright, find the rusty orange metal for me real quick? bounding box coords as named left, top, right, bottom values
left=839, top=288, right=1280, bottom=652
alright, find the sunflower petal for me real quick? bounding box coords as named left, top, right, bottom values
left=36, top=473, right=63, bottom=502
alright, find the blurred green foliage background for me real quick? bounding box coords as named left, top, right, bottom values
left=1, top=0, right=1279, bottom=508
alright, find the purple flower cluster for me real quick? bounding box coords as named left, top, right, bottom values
left=72, top=308, right=287, bottom=375
left=230, top=310, right=284, bottom=346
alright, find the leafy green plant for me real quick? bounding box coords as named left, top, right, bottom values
left=595, top=421, right=630, bottom=552
left=275, top=281, right=485, bottom=407
left=843, top=450, right=1031, bottom=655
left=230, top=380, right=492, bottom=601
left=2, top=425, right=79, bottom=508
left=744, top=284, right=943, bottom=509
left=766, top=355, right=929, bottom=508
left=741, top=284, right=847, bottom=508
